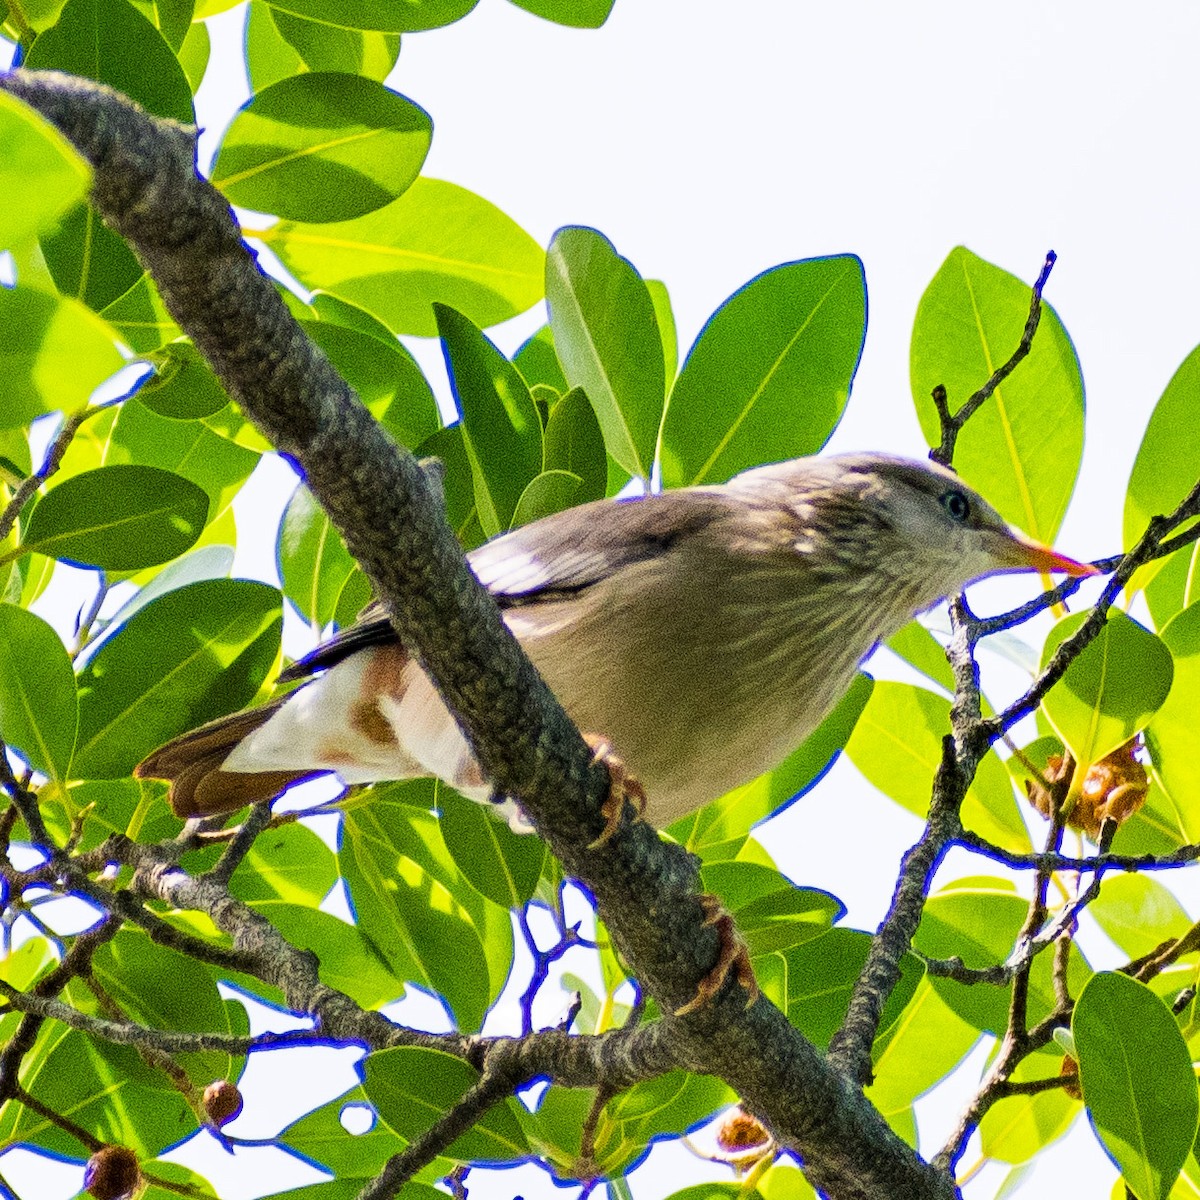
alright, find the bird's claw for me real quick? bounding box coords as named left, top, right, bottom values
left=584, top=735, right=647, bottom=849
left=675, top=893, right=759, bottom=1016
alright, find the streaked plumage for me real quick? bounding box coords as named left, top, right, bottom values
left=136, top=453, right=1096, bottom=826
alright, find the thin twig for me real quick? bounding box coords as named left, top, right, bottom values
left=929, top=251, right=1057, bottom=468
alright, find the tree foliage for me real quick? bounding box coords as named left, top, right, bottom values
left=0, top=6, right=1199, bottom=1200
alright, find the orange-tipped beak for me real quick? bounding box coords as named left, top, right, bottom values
left=1006, top=532, right=1101, bottom=577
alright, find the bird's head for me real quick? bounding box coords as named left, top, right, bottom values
left=729, top=453, right=1097, bottom=609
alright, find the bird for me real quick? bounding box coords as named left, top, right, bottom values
left=135, top=453, right=1098, bottom=830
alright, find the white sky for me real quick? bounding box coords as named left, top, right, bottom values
left=10, top=2, right=1200, bottom=1197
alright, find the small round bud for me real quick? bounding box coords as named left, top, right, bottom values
left=84, top=1145, right=141, bottom=1200
left=1059, top=1055, right=1082, bottom=1101
left=715, top=1107, right=770, bottom=1152
left=203, top=1079, right=243, bottom=1127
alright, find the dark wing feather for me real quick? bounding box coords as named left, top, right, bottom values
left=278, top=489, right=729, bottom=682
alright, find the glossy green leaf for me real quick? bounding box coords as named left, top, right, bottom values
left=21, top=465, right=208, bottom=569
left=279, top=483, right=356, bottom=627
left=101, top=272, right=180, bottom=354
left=0, top=286, right=124, bottom=428
left=661, top=254, right=866, bottom=487
left=126, top=0, right=191, bottom=47
left=542, top=387, right=606, bottom=504
left=364, top=1046, right=529, bottom=1161
left=1074, top=972, right=1199, bottom=1200
left=73, top=579, right=282, bottom=777
left=437, top=303, right=542, bottom=536
left=41, top=200, right=145, bottom=312
left=246, top=2, right=400, bottom=90
left=24, top=0, right=193, bottom=123
left=0, top=91, right=91, bottom=247
left=885, top=620, right=955, bottom=694
left=670, top=672, right=871, bottom=860
left=213, top=74, right=431, bottom=222
left=340, top=785, right=512, bottom=1029
left=139, top=342, right=230, bottom=420
left=646, top=278, right=679, bottom=386
left=280, top=1085, right=406, bottom=1179
left=416, top=425, right=486, bottom=551
left=438, top=786, right=544, bottom=908
left=1143, top=540, right=1200, bottom=630
left=978, top=1047, right=1079, bottom=1165
left=511, top=469, right=581, bottom=529
left=513, top=324, right=567, bottom=393
left=268, top=0, right=475, bottom=32
left=0, top=603, right=77, bottom=780
left=700, top=862, right=842, bottom=957
left=264, top=177, right=544, bottom=335
left=104, top=395, right=261, bottom=521
left=300, top=315, right=439, bottom=449
left=846, top=681, right=1029, bottom=851
left=911, top=246, right=1083, bottom=542
left=0, top=1020, right=193, bottom=1158
left=782, top=927, right=924, bottom=1053
left=1041, top=610, right=1173, bottom=774
left=1088, top=873, right=1191, bottom=961
left=1148, top=601, right=1200, bottom=833
left=1125, top=344, right=1200, bottom=557
left=915, top=877, right=1091, bottom=1034
left=178, top=18, right=210, bottom=87
left=506, top=0, right=613, bottom=27
left=545, top=226, right=664, bottom=480
left=93, top=928, right=246, bottom=1083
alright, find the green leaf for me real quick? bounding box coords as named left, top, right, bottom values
left=265, top=177, right=544, bottom=335
left=279, top=483, right=356, bottom=627
left=438, top=786, right=545, bottom=909
left=0, top=286, right=124, bottom=428
left=139, top=342, right=230, bottom=420
left=660, top=255, right=866, bottom=487
left=542, top=387, right=606, bottom=504
left=505, top=0, right=613, bottom=27
left=885, top=620, right=955, bottom=694
left=246, top=3, right=399, bottom=90
left=100, top=272, right=180, bottom=354
left=267, top=0, right=475, bottom=31
left=126, top=0, right=191, bottom=47
left=0, top=603, right=77, bottom=780
left=178, top=18, right=210, bottom=87
left=93, top=928, right=246, bottom=1084
left=1074, top=972, right=1199, bottom=1199
left=339, top=786, right=511, bottom=1029
left=700, top=862, right=842, bottom=957
left=646, top=278, right=678, bottom=385
left=781, top=927, right=924, bottom=1053
left=213, top=73, right=431, bottom=222
left=1088, top=874, right=1191, bottom=961
left=73, top=579, right=281, bottom=778
left=846, top=681, right=1029, bottom=852
left=24, top=0, right=193, bottom=123
left=300, top=314, right=439, bottom=449
left=436, top=302, right=542, bottom=536
left=1126, top=344, right=1200, bottom=557
left=978, top=1047, right=1080, bottom=1165
left=21, top=465, right=208, bottom=569
left=0, top=91, right=91, bottom=247
left=911, top=246, right=1084, bottom=542
left=670, top=672, right=871, bottom=860
left=364, top=1046, right=528, bottom=1161
left=41, top=200, right=145, bottom=312
left=545, top=226, right=664, bottom=480
left=279, top=1084, right=405, bottom=1179
left=513, top=324, right=567, bottom=393
left=1041, top=610, right=1174, bottom=773
left=1148, top=602, right=1200, bottom=834
left=511, top=469, right=581, bottom=529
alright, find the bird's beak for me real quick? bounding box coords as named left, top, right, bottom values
left=997, top=530, right=1101, bottom=577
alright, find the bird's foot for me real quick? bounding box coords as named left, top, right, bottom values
left=675, top=894, right=760, bottom=1016
left=583, top=735, right=647, bottom=849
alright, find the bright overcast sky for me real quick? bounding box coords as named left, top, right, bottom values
left=10, top=3, right=1200, bottom=1197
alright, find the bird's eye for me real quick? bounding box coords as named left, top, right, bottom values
left=941, top=490, right=971, bottom=523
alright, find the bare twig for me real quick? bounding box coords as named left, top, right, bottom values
left=929, top=251, right=1057, bottom=468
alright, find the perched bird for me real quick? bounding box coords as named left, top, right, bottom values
left=136, top=453, right=1097, bottom=826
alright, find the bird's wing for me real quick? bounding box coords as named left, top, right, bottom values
left=278, top=489, right=728, bottom=682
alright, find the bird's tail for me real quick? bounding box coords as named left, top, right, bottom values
left=134, top=700, right=321, bottom=819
